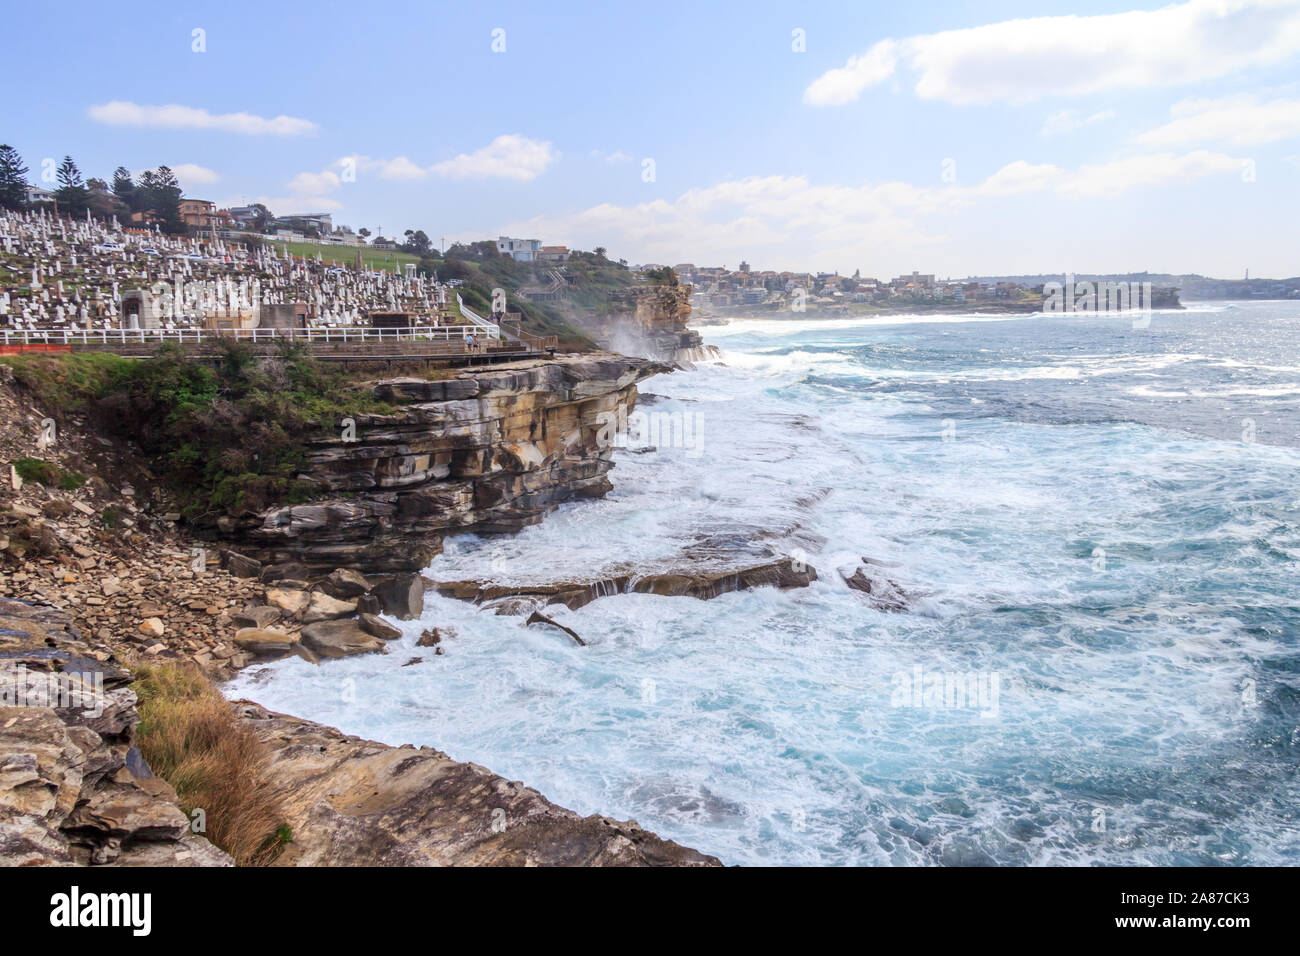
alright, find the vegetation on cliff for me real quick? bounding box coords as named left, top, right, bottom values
left=421, top=244, right=672, bottom=346
left=1, top=344, right=394, bottom=520
left=131, top=662, right=290, bottom=866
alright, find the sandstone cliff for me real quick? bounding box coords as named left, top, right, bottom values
left=220, top=353, right=664, bottom=573
left=566, top=286, right=715, bottom=366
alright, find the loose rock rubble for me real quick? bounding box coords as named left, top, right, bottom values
left=0, top=598, right=231, bottom=866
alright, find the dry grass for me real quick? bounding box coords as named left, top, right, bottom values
left=131, top=662, right=290, bottom=866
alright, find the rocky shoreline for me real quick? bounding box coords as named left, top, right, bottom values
left=0, top=349, right=735, bottom=866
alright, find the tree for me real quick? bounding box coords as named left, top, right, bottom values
left=136, top=166, right=184, bottom=233
left=0, top=145, right=28, bottom=211
left=85, top=177, right=118, bottom=220
left=54, top=155, right=88, bottom=216
left=401, top=229, right=431, bottom=256
left=112, top=166, right=136, bottom=210
left=249, top=203, right=271, bottom=232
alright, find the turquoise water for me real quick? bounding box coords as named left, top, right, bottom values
left=228, top=301, right=1300, bottom=865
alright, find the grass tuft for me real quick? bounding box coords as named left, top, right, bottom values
left=131, top=662, right=290, bottom=866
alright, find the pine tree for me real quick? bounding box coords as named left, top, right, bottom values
left=54, top=155, right=88, bottom=216
left=0, top=144, right=29, bottom=211
left=112, top=166, right=136, bottom=211
left=152, top=165, right=185, bottom=234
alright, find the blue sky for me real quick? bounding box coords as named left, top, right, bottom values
left=7, top=0, right=1300, bottom=277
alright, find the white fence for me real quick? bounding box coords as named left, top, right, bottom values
left=0, top=324, right=514, bottom=348
left=455, top=293, right=505, bottom=339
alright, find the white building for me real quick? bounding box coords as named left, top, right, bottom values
left=496, top=236, right=541, bottom=261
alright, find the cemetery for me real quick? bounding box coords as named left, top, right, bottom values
left=0, top=208, right=554, bottom=362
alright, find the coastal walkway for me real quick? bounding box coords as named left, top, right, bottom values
left=0, top=324, right=558, bottom=367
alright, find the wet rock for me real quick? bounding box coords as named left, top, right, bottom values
left=357, top=613, right=402, bottom=641
left=375, top=573, right=424, bottom=621
left=416, top=627, right=451, bottom=647
left=299, top=619, right=386, bottom=659
left=238, top=703, right=721, bottom=867
left=435, top=556, right=817, bottom=612
left=525, top=611, right=586, bottom=646
left=840, top=559, right=916, bottom=612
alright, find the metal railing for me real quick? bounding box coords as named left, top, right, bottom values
left=0, top=324, right=525, bottom=348
left=454, top=294, right=503, bottom=338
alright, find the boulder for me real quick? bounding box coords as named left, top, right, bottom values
left=222, top=550, right=262, bottom=579
left=840, top=559, right=915, bottom=613
left=301, top=591, right=358, bottom=624
left=265, top=587, right=311, bottom=619
left=233, top=627, right=299, bottom=657
left=374, top=573, right=424, bottom=621
left=299, top=619, right=386, bottom=659
left=358, top=613, right=402, bottom=641
left=231, top=605, right=282, bottom=629
left=319, top=568, right=372, bottom=600
left=416, top=626, right=451, bottom=647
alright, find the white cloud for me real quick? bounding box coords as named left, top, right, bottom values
left=288, top=170, right=341, bottom=194
left=324, top=138, right=557, bottom=184
left=223, top=196, right=343, bottom=214
left=590, top=149, right=634, bottom=163
left=370, top=156, right=428, bottom=179
left=1041, top=109, right=1116, bottom=136
left=499, top=150, right=1245, bottom=268
left=803, top=40, right=900, bottom=107
left=170, top=163, right=220, bottom=186
left=1056, top=150, right=1242, bottom=198
left=1136, top=94, right=1300, bottom=146
left=88, top=101, right=317, bottom=135
left=976, top=160, right=1064, bottom=195
left=430, top=134, right=557, bottom=181
left=804, top=0, right=1300, bottom=106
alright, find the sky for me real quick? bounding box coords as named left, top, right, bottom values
left=6, top=0, right=1300, bottom=278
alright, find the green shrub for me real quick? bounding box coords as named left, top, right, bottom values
left=13, top=457, right=59, bottom=485
left=7, top=344, right=395, bottom=521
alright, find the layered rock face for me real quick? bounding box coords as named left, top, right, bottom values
left=570, top=286, right=715, bottom=366
left=0, top=598, right=231, bottom=866
left=235, top=702, right=720, bottom=867
left=224, top=353, right=664, bottom=573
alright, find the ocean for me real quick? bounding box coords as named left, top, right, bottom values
left=227, top=300, right=1300, bottom=865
